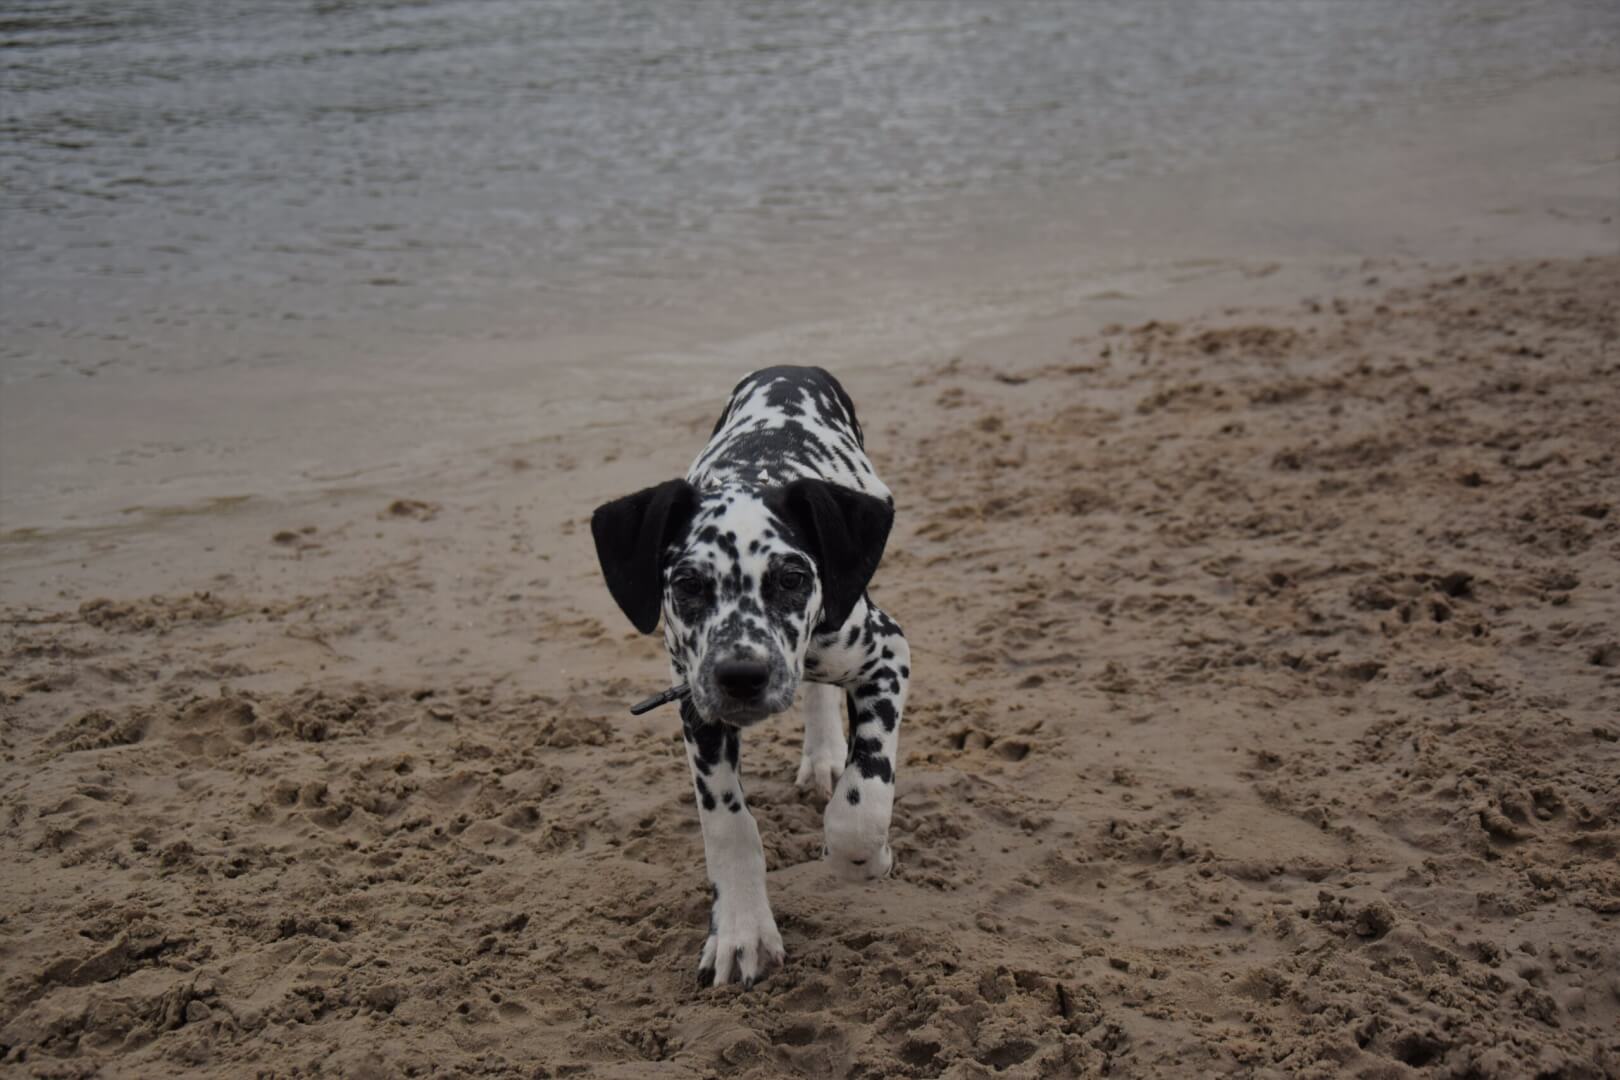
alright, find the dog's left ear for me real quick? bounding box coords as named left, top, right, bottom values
left=591, top=479, right=699, bottom=634
left=769, top=478, right=893, bottom=632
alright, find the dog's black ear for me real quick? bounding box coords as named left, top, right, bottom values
left=591, top=479, right=699, bottom=634
left=769, top=478, right=893, bottom=632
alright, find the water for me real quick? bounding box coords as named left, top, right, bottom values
left=2, top=0, right=1616, bottom=384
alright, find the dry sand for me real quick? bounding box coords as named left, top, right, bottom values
left=3, top=254, right=1618, bottom=1078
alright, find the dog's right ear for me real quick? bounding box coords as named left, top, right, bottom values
left=591, top=479, right=699, bottom=634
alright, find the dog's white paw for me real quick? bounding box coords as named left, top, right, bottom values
left=698, top=891, right=785, bottom=989
left=824, top=780, right=895, bottom=881
left=795, top=744, right=845, bottom=799
left=828, top=838, right=893, bottom=882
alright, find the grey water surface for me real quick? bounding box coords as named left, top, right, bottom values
left=2, top=0, right=1615, bottom=382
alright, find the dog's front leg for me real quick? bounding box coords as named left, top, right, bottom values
left=680, top=699, right=784, bottom=988
left=825, top=606, right=910, bottom=881
left=795, top=681, right=846, bottom=798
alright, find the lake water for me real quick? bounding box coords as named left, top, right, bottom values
left=3, top=0, right=1615, bottom=386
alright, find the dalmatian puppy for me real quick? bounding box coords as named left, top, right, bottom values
left=591, top=366, right=910, bottom=989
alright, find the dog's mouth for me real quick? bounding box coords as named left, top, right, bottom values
left=624, top=681, right=778, bottom=728
left=711, top=703, right=773, bottom=728
left=689, top=653, right=796, bottom=728
left=692, top=686, right=791, bottom=728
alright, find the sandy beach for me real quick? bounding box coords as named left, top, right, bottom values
left=3, top=68, right=1619, bottom=1079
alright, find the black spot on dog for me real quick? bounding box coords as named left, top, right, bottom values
left=872, top=610, right=903, bottom=637
left=848, top=730, right=893, bottom=782
left=762, top=377, right=807, bottom=417
left=683, top=700, right=731, bottom=776
left=869, top=699, right=898, bottom=732
left=849, top=733, right=881, bottom=759
left=857, top=757, right=893, bottom=783
left=854, top=677, right=891, bottom=699
left=847, top=786, right=860, bottom=805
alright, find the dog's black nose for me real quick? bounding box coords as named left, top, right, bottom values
left=715, top=659, right=770, bottom=699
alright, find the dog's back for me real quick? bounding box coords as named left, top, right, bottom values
left=689, top=366, right=890, bottom=502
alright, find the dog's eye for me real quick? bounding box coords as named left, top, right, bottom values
left=777, top=569, right=808, bottom=592
left=672, top=573, right=706, bottom=597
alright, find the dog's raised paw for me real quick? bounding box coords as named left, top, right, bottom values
left=824, top=778, right=896, bottom=881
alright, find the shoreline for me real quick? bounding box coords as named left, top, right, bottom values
left=3, top=72, right=1616, bottom=540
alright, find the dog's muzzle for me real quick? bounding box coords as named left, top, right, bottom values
left=715, top=658, right=770, bottom=701
left=696, top=651, right=794, bottom=727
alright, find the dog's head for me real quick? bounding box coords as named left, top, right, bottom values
left=592, top=478, right=892, bottom=726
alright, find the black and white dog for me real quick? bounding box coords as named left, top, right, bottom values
left=591, top=366, right=910, bottom=988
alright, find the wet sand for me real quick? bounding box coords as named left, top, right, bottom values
left=3, top=73, right=1619, bottom=1079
